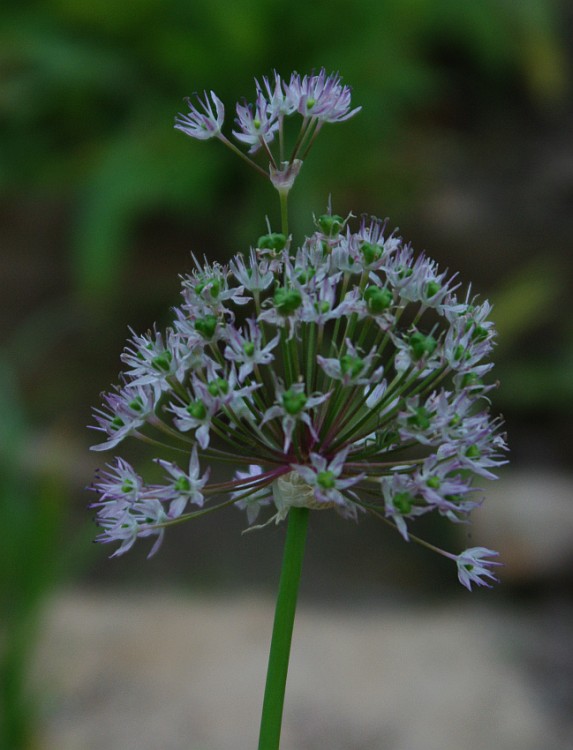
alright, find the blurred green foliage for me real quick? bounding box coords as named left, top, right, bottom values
left=492, top=260, right=573, bottom=409
left=0, top=0, right=566, bottom=300
left=0, top=357, right=72, bottom=750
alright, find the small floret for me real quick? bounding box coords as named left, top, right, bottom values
left=175, top=91, right=225, bottom=140
left=455, top=547, right=502, bottom=590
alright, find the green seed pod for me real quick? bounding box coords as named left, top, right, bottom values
left=317, top=214, right=344, bottom=237
left=425, top=281, right=441, bottom=298
left=208, top=378, right=229, bottom=397
left=111, top=415, right=125, bottom=431
left=258, top=232, right=287, bottom=251
left=360, top=241, right=382, bottom=265
left=364, top=285, right=392, bottom=314
left=409, top=332, right=437, bottom=360
left=465, top=444, right=481, bottom=459
left=394, top=491, right=414, bottom=514
left=282, top=389, right=307, bottom=415
left=340, top=354, right=364, bottom=378
left=194, top=314, right=218, bottom=339
left=174, top=476, right=191, bottom=492
left=274, top=288, right=302, bottom=315
left=407, top=407, right=432, bottom=430
left=151, top=351, right=173, bottom=372
left=317, top=470, right=336, bottom=489
left=187, top=400, right=207, bottom=420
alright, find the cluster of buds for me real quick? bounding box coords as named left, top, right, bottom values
left=89, top=71, right=506, bottom=590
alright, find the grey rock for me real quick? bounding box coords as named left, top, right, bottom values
left=34, top=592, right=572, bottom=750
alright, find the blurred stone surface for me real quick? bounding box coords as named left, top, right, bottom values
left=36, top=591, right=572, bottom=750
left=471, top=471, right=573, bottom=582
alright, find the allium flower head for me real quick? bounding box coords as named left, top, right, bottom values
left=90, top=70, right=507, bottom=588
left=90, top=210, right=507, bottom=585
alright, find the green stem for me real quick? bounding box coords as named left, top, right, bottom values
left=258, top=507, right=309, bottom=750
left=280, top=190, right=289, bottom=236
left=218, top=134, right=269, bottom=178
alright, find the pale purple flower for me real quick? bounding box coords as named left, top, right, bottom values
left=391, top=327, right=442, bottom=376
left=291, top=449, right=364, bottom=507
left=256, top=72, right=298, bottom=118
left=299, top=275, right=359, bottom=325
left=412, top=456, right=477, bottom=516
left=180, top=257, right=250, bottom=312
left=155, top=447, right=209, bottom=516
left=383, top=249, right=459, bottom=310
left=261, top=381, right=330, bottom=453
left=175, top=91, right=225, bottom=140
left=90, top=458, right=169, bottom=558
left=168, top=395, right=217, bottom=450
left=231, top=465, right=274, bottom=524
left=288, top=69, right=361, bottom=122
left=230, top=249, right=275, bottom=292
left=443, top=312, right=495, bottom=373
left=224, top=319, right=280, bottom=382
left=317, top=339, right=385, bottom=386
left=121, top=328, right=191, bottom=396
left=190, top=366, right=261, bottom=415
left=454, top=547, right=502, bottom=590
left=437, top=422, right=508, bottom=480
left=172, top=308, right=227, bottom=350
left=233, top=93, right=279, bottom=153
left=91, top=457, right=144, bottom=504
left=380, top=472, right=429, bottom=541
left=91, top=384, right=155, bottom=451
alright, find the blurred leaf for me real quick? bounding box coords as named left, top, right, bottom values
left=72, top=119, right=226, bottom=298
left=489, top=259, right=563, bottom=350
left=497, top=354, right=573, bottom=409
left=504, top=0, right=569, bottom=101
left=51, top=0, right=168, bottom=33
left=0, top=356, right=73, bottom=749
left=0, top=17, right=134, bottom=116
left=0, top=356, right=69, bottom=621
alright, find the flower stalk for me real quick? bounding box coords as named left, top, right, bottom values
left=258, top=507, right=309, bottom=750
